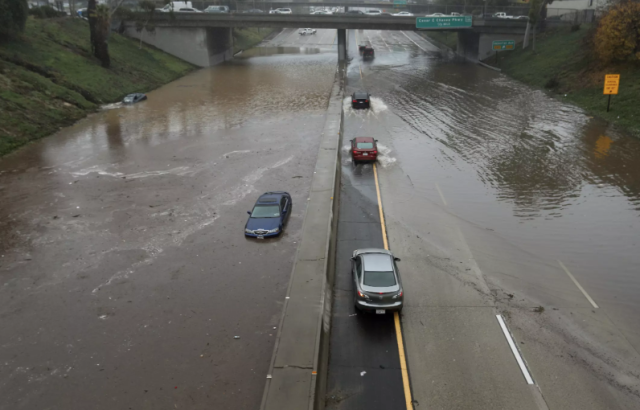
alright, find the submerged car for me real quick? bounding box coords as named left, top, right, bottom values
left=245, top=192, right=292, bottom=239
left=352, top=249, right=403, bottom=313
left=351, top=137, right=378, bottom=164
left=122, top=93, right=147, bottom=104
left=351, top=90, right=370, bottom=109
left=363, top=46, right=375, bottom=59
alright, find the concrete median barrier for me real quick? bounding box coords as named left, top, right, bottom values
left=259, top=67, right=344, bottom=410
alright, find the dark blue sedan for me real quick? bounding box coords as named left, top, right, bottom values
left=245, top=192, right=292, bottom=239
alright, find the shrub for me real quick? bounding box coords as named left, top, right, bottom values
left=570, top=23, right=581, bottom=32
left=545, top=76, right=560, bottom=89
left=594, top=1, right=640, bottom=64
left=0, top=0, right=29, bottom=40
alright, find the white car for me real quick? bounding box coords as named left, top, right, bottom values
left=177, top=7, right=202, bottom=12
left=450, top=12, right=461, bottom=16
left=426, top=13, right=446, bottom=17
left=365, top=9, right=382, bottom=16
left=298, top=28, right=317, bottom=35
left=393, top=11, right=414, bottom=17
left=311, top=10, right=332, bottom=15
left=273, top=8, right=292, bottom=14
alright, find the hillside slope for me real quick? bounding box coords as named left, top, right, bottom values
left=0, top=17, right=195, bottom=156
left=492, top=26, right=640, bottom=136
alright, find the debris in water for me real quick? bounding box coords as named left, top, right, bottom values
left=360, top=371, right=366, bottom=376
left=234, top=336, right=240, bottom=339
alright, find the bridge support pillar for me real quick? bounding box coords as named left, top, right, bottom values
left=124, top=25, right=233, bottom=67
left=337, top=29, right=347, bottom=61
left=456, top=30, right=480, bottom=60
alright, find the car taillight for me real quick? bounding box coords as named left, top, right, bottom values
left=352, top=99, right=357, bottom=103
left=365, top=99, right=369, bottom=102
left=398, top=291, right=403, bottom=297
left=373, top=150, right=377, bottom=154
left=353, top=150, right=357, bottom=154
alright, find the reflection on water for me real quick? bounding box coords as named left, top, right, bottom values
left=380, top=62, right=640, bottom=218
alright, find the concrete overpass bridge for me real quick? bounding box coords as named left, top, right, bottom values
left=123, top=13, right=527, bottom=66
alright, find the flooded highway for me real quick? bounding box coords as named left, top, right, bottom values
left=328, top=29, right=640, bottom=409
left=2, top=24, right=640, bottom=410
left=0, top=31, right=337, bottom=410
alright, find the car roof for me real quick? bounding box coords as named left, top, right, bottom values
left=355, top=137, right=374, bottom=142
left=257, top=192, right=288, bottom=204
left=353, top=91, right=369, bottom=97
left=362, top=253, right=393, bottom=271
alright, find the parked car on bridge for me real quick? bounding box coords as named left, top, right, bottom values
left=311, top=10, right=332, bottom=15
left=351, top=90, right=371, bottom=109
left=426, top=13, right=446, bottom=17
left=122, top=93, right=147, bottom=104
left=245, top=192, right=292, bottom=239
left=363, top=46, right=375, bottom=60
left=204, top=5, right=228, bottom=13
left=493, top=12, right=514, bottom=19
left=351, top=137, right=378, bottom=163
left=178, top=7, right=202, bottom=12
left=298, top=28, right=317, bottom=35
left=352, top=248, right=404, bottom=314
left=450, top=12, right=461, bottom=16
left=272, top=8, right=292, bottom=14
left=243, top=8, right=265, bottom=14
left=393, top=11, right=414, bottom=16
left=365, top=9, right=382, bottom=16
left=345, top=10, right=365, bottom=15
left=158, top=1, right=192, bottom=12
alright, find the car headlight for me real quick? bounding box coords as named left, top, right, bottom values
left=245, top=229, right=253, bottom=233
left=267, top=227, right=280, bottom=233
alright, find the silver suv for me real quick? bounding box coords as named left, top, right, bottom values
left=351, top=248, right=404, bottom=314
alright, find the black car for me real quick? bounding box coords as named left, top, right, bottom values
left=352, top=91, right=370, bottom=109
left=345, top=10, right=364, bottom=15
left=358, top=43, right=368, bottom=52
left=363, top=46, right=375, bottom=60
left=122, top=93, right=147, bottom=104
left=245, top=191, right=292, bottom=239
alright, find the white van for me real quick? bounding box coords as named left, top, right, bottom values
left=158, top=2, right=193, bottom=12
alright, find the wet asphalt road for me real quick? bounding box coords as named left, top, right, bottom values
left=329, top=29, right=640, bottom=409
left=0, top=32, right=337, bottom=410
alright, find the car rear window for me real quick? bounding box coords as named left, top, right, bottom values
left=251, top=205, right=280, bottom=218
left=364, top=271, right=396, bottom=287
left=354, top=93, right=368, bottom=99
left=357, top=142, right=374, bottom=149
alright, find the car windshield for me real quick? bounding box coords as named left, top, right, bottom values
left=251, top=205, right=280, bottom=218
left=364, top=271, right=396, bottom=287
left=357, top=142, right=374, bottom=149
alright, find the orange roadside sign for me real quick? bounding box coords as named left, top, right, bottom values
left=603, top=74, right=620, bottom=95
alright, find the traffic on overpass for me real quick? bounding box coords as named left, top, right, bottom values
left=2, top=3, right=640, bottom=410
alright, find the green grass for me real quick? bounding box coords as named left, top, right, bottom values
left=493, top=26, right=640, bottom=136
left=417, top=31, right=458, bottom=50
left=0, top=17, right=196, bottom=156
left=233, top=27, right=278, bottom=54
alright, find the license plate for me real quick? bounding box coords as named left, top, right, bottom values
left=363, top=153, right=368, bottom=156
left=376, top=309, right=385, bottom=315
left=257, top=236, right=264, bottom=239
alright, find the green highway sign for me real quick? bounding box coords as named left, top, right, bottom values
left=393, top=0, right=407, bottom=4
left=492, top=40, right=515, bottom=50
left=416, top=16, right=472, bottom=29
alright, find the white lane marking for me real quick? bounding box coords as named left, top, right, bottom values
left=496, top=315, right=534, bottom=385
left=558, top=260, right=599, bottom=309
left=401, top=31, right=429, bottom=52
left=435, top=183, right=448, bottom=207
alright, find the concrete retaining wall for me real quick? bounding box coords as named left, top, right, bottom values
left=259, top=68, right=344, bottom=410
left=124, top=25, right=233, bottom=67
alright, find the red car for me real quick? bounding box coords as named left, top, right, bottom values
left=351, top=137, right=378, bottom=164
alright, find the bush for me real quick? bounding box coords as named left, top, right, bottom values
left=0, top=0, right=29, bottom=40
left=545, top=76, right=560, bottom=89
left=594, top=1, right=640, bottom=64
left=28, top=5, right=65, bottom=19
left=570, top=23, right=581, bottom=32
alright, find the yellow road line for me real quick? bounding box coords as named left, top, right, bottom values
left=373, top=163, right=413, bottom=410
left=373, top=164, right=388, bottom=251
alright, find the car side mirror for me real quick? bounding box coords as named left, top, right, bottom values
left=247, top=211, right=251, bottom=215
left=394, top=257, right=401, bottom=262
left=351, top=257, right=357, bottom=261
